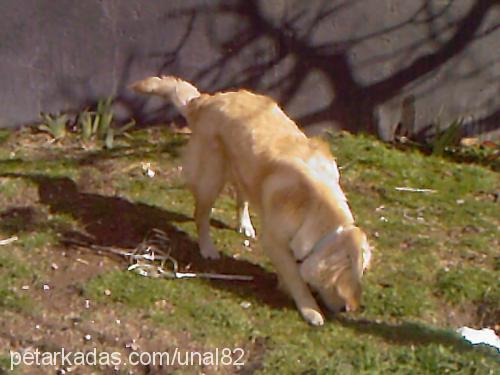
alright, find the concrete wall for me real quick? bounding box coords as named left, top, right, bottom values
left=0, top=0, right=498, bottom=139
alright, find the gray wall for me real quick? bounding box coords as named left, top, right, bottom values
left=0, top=0, right=498, bottom=139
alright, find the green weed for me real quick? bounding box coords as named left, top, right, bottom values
left=76, top=98, right=136, bottom=149
left=38, top=112, right=69, bottom=140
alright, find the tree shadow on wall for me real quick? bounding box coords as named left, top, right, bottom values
left=154, top=0, right=498, bottom=138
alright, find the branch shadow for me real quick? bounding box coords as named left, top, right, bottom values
left=37, top=0, right=497, bottom=139
left=149, top=0, right=498, bottom=137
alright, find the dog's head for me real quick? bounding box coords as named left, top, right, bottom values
left=299, top=226, right=371, bottom=312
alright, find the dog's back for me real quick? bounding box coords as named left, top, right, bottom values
left=187, top=90, right=350, bottom=217
left=187, top=90, right=307, bottom=150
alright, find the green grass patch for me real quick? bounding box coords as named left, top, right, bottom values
left=1, top=127, right=499, bottom=373
left=0, top=252, right=33, bottom=311
left=0, top=354, right=16, bottom=373
left=0, top=128, right=12, bottom=144
left=83, top=269, right=499, bottom=373
left=85, top=270, right=254, bottom=346
left=85, top=270, right=169, bottom=308
left=436, top=266, right=499, bottom=306
left=18, top=231, right=58, bottom=251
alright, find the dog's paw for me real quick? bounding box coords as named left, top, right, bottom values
left=301, top=308, right=325, bottom=326
left=238, top=223, right=256, bottom=238
left=200, top=244, right=221, bottom=260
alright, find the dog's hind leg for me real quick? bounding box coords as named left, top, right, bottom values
left=236, top=190, right=256, bottom=238
left=183, top=137, right=226, bottom=259
left=260, top=229, right=325, bottom=326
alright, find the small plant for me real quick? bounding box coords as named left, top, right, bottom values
left=78, top=110, right=94, bottom=143
left=96, top=97, right=114, bottom=140
left=38, top=112, right=69, bottom=140
left=104, top=119, right=136, bottom=149
left=76, top=97, right=135, bottom=149
left=432, top=118, right=463, bottom=156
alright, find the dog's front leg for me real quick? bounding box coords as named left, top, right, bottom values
left=261, top=230, right=324, bottom=326
left=238, top=201, right=256, bottom=238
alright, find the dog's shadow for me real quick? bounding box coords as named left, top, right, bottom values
left=2, top=173, right=494, bottom=356
left=3, top=172, right=289, bottom=309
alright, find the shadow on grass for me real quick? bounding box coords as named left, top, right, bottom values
left=72, top=133, right=189, bottom=166
left=0, top=172, right=289, bottom=310
left=332, top=315, right=498, bottom=358
left=2, top=172, right=496, bottom=357
left=390, top=139, right=499, bottom=171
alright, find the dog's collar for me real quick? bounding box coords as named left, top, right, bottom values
left=297, top=224, right=357, bottom=263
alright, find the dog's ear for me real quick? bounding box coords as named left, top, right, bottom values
left=300, top=226, right=368, bottom=311
left=300, top=229, right=354, bottom=286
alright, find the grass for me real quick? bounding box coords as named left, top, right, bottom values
left=0, top=252, right=33, bottom=312
left=436, top=266, right=499, bottom=306
left=0, top=126, right=498, bottom=373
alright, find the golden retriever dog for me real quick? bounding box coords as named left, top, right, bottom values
left=130, top=76, right=372, bottom=326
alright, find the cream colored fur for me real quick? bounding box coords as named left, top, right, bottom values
left=130, top=76, right=372, bottom=326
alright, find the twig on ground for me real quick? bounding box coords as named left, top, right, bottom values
left=75, top=258, right=89, bottom=265
left=63, top=229, right=253, bottom=281
left=0, top=236, right=18, bottom=245
left=395, top=187, right=437, bottom=193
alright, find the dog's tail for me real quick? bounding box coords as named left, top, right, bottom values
left=129, top=76, right=201, bottom=117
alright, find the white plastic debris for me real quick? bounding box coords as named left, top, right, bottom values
left=243, top=239, right=250, bottom=247
left=141, top=162, right=156, bottom=178
left=240, top=301, right=251, bottom=309
left=457, top=327, right=500, bottom=351
left=0, top=236, right=18, bottom=245
left=125, top=340, right=139, bottom=351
